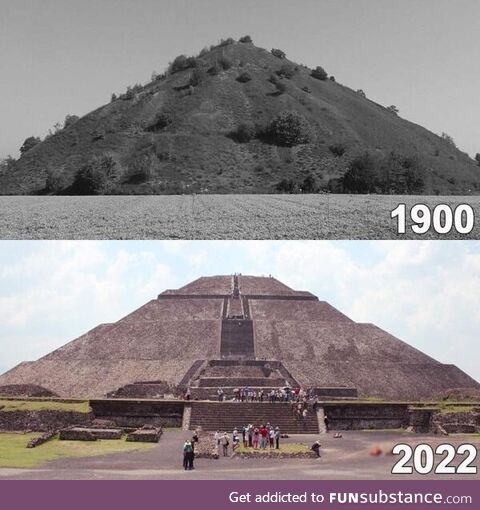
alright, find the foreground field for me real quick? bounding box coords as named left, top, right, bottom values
left=0, top=195, right=479, bottom=239
left=0, top=433, right=154, bottom=468
left=1, top=430, right=479, bottom=479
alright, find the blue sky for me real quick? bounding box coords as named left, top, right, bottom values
left=0, top=240, right=479, bottom=384
left=1, top=0, right=480, bottom=158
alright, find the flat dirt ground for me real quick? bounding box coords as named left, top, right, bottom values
left=0, top=430, right=478, bottom=480
left=0, top=195, right=479, bottom=239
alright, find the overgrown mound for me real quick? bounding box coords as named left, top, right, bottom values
left=1, top=37, right=478, bottom=195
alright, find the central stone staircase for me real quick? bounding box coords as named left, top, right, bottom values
left=189, top=402, right=320, bottom=434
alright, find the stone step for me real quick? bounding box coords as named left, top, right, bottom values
left=189, top=402, right=319, bottom=434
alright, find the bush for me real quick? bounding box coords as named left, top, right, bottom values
left=276, top=179, right=298, bottom=193
left=387, top=105, right=399, bottom=114
left=342, top=153, right=378, bottom=193
left=271, top=48, right=286, bottom=59
left=209, top=62, right=222, bottom=76
left=124, top=84, right=143, bottom=100
left=217, top=56, right=233, bottom=70
left=276, top=63, right=296, bottom=79
left=236, top=71, right=252, bottom=83
left=239, top=35, right=253, bottom=43
left=302, top=173, right=319, bottom=193
left=230, top=122, right=256, bottom=143
left=311, top=66, right=328, bottom=80
left=356, top=89, right=366, bottom=98
left=329, top=76, right=336, bottom=82
left=301, top=86, right=311, bottom=94
left=190, top=67, right=207, bottom=86
left=169, top=55, right=197, bottom=74
left=267, top=111, right=312, bottom=146
left=64, top=115, right=79, bottom=129
left=0, top=156, right=16, bottom=174
left=126, top=153, right=158, bottom=183
left=45, top=167, right=63, bottom=194
left=72, top=155, right=118, bottom=195
left=20, top=136, right=41, bottom=154
left=111, top=93, right=117, bottom=102
left=275, top=80, right=287, bottom=94
left=147, top=112, right=173, bottom=132
left=328, top=143, right=346, bottom=157
left=217, top=37, right=235, bottom=47
left=343, top=152, right=425, bottom=194
left=475, top=153, right=480, bottom=166
left=441, top=132, right=456, bottom=148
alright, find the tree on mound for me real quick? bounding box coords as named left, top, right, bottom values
left=20, top=136, right=41, bottom=154
left=267, top=111, right=312, bottom=147
left=72, top=154, right=118, bottom=195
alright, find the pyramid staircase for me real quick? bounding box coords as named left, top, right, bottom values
left=189, top=401, right=320, bottom=434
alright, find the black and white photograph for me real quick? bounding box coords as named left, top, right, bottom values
left=0, top=0, right=479, bottom=239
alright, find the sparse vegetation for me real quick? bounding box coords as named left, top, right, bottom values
left=236, top=71, right=252, bottom=83
left=0, top=399, right=90, bottom=412
left=387, top=105, right=399, bottom=115
left=311, top=66, right=328, bottom=81
left=20, top=136, right=41, bottom=154
left=239, top=35, right=253, bottom=43
left=267, top=111, right=312, bottom=147
left=271, top=48, right=286, bottom=59
left=72, top=154, right=118, bottom=195
left=124, top=84, right=143, bottom=100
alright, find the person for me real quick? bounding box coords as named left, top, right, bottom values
left=188, top=440, right=195, bottom=470
left=269, top=427, right=275, bottom=448
left=275, top=426, right=280, bottom=449
left=311, top=440, right=321, bottom=458
left=183, top=440, right=194, bottom=470
left=217, top=387, right=224, bottom=402
left=324, top=414, right=330, bottom=432
left=232, top=432, right=240, bottom=451
left=302, top=408, right=308, bottom=422
left=253, top=427, right=259, bottom=449
left=214, top=430, right=220, bottom=446
left=242, top=425, right=247, bottom=447
left=259, top=425, right=268, bottom=449
left=185, top=387, right=191, bottom=401
left=221, top=432, right=230, bottom=457
left=248, top=424, right=253, bottom=447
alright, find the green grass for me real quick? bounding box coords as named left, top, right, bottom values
left=436, top=405, right=475, bottom=414
left=0, top=399, right=91, bottom=413
left=0, top=433, right=155, bottom=468
left=236, top=443, right=310, bottom=455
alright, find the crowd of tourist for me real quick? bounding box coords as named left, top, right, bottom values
left=216, top=386, right=318, bottom=404
left=214, top=422, right=282, bottom=456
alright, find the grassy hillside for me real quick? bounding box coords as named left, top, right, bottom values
left=1, top=39, right=479, bottom=195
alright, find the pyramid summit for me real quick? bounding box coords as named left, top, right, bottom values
left=0, top=274, right=478, bottom=401
left=1, top=38, right=478, bottom=195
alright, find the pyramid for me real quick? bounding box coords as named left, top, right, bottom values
left=0, top=275, right=478, bottom=400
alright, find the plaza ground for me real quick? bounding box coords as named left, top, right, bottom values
left=0, top=430, right=478, bottom=480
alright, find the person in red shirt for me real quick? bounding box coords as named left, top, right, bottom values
left=259, top=425, right=268, bottom=449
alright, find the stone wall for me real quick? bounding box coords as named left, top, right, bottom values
left=90, top=399, right=185, bottom=428
left=0, top=410, right=93, bottom=432
left=323, top=403, right=410, bottom=430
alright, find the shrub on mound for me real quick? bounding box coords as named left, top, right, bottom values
left=169, top=55, right=197, bottom=74
left=311, top=66, right=328, bottom=80
left=73, top=155, right=118, bottom=195
left=276, top=63, right=297, bottom=79
left=20, top=136, right=41, bottom=154
left=267, top=111, right=312, bottom=146
left=236, top=71, right=252, bottom=83
left=239, top=35, right=253, bottom=43
left=271, top=48, right=286, bottom=59
left=217, top=56, right=233, bottom=70
left=147, top=112, right=173, bottom=132
left=328, top=143, right=346, bottom=157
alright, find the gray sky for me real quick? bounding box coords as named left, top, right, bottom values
left=0, top=241, right=479, bottom=385
left=1, top=0, right=479, bottom=159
